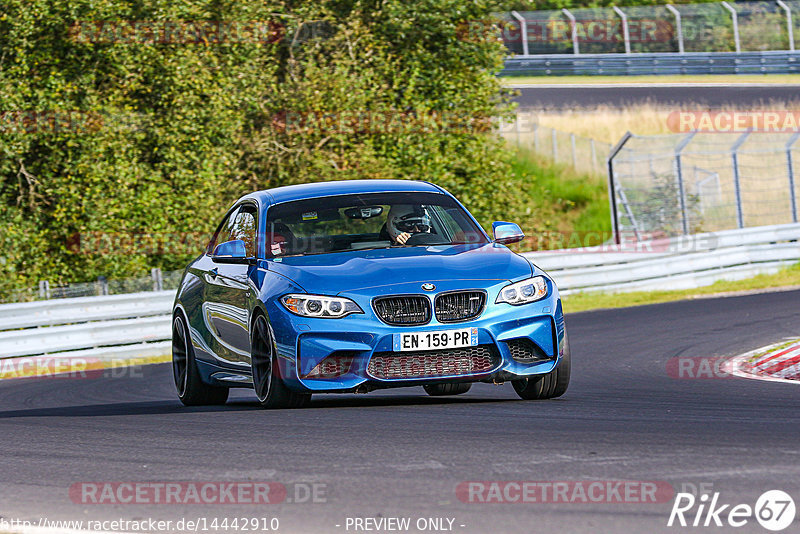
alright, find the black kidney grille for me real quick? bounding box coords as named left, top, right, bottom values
left=373, top=295, right=431, bottom=326
left=435, top=291, right=486, bottom=323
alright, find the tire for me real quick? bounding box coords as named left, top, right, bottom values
left=172, top=314, right=229, bottom=406
left=512, top=334, right=571, bottom=400
left=251, top=314, right=311, bottom=409
left=423, top=383, right=472, bottom=396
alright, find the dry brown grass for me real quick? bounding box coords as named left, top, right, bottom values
left=532, top=105, right=672, bottom=144
left=526, top=101, right=800, bottom=145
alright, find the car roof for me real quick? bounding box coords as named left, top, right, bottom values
left=240, top=179, right=445, bottom=207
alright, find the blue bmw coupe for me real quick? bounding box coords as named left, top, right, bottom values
left=172, top=180, right=570, bottom=407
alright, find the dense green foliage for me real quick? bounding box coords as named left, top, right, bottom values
left=1, top=0, right=545, bottom=296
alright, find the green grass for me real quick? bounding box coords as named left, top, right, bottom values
left=510, top=147, right=610, bottom=244
left=562, top=262, right=800, bottom=313
left=502, top=74, right=800, bottom=85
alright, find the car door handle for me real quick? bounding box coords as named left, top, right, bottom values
left=209, top=268, right=218, bottom=279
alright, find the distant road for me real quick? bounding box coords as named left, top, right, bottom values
left=512, top=83, right=800, bottom=109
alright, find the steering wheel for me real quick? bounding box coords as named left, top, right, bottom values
left=405, top=233, right=444, bottom=246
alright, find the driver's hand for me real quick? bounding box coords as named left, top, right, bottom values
left=396, top=232, right=411, bottom=244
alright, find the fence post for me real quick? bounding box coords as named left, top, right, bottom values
left=151, top=267, right=164, bottom=292
left=562, top=9, right=580, bottom=55
left=533, top=123, right=540, bottom=152
left=570, top=133, right=577, bottom=168
left=608, top=132, right=633, bottom=245
left=514, top=114, right=522, bottom=144
left=787, top=133, right=800, bottom=223
left=552, top=129, right=558, bottom=160
left=666, top=4, right=685, bottom=54
left=721, top=1, right=741, bottom=53
left=510, top=11, right=530, bottom=56
left=675, top=132, right=696, bottom=235
left=731, top=131, right=751, bottom=228
left=38, top=280, right=50, bottom=300
left=98, top=276, right=109, bottom=296
left=613, top=7, right=632, bottom=54
left=777, top=0, right=795, bottom=52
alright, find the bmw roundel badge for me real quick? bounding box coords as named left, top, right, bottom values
left=421, top=283, right=436, bottom=291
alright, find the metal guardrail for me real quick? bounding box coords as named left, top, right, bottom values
left=502, top=51, right=800, bottom=76
left=0, top=291, right=175, bottom=330
left=0, top=223, right=798, bottom=361
left=0, top=291, right=175, bottom=362
left=526, top=222, right=800, bottom=294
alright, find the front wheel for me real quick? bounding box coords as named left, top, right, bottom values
left=172, top=314, right=229, bottom=406
left=251, top=314, right=311, bottom=409
left=512, top=334, right=571, bottom=400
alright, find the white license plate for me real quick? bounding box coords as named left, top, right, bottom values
left=392, top=328, right=478, bottom=352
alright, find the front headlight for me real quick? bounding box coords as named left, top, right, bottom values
left=280, top=294, right=363, bottom=318
left=496, top=276, right=548, bottom=305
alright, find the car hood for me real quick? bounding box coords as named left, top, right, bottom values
left=266, top=243, right=533, bottom=294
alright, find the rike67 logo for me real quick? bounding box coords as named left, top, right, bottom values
left=668, top=490, right=796, bottom=531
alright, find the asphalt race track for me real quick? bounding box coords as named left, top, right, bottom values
left=1, top=290, right=800, bottom=533
left=513, top=84, right=800, bottom=109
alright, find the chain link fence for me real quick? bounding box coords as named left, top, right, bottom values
left=500, top=114, right=612, bottom=177
left=609, top=132, right=800, bottom=239
left=501, top=0, right=800, bottom=56
left=2, top=268, right=184, bottom=304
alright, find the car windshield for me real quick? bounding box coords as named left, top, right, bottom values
left=264, top=191, right=488, bottom=257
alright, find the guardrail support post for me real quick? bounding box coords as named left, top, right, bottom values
left=510, top=11, right=530, bottom=57
left=777, top=0, right=795, bottom=52
left=607, top=132, right=633, bottom=245
left=731, top=131, right=751, bottom=228
left=151, top=268, right=164, bottom=292
left=562, top=9, right=580, bottom=55
left=38, top=280, right=50, bottom=300
left=613, top=7, right=632, bottom=54
left=721, top=1, right=741, bottom=53
left=98, top=276, right=109, bottom=296
left=786, top=132, right=800, bottom=223
left=666, top=4, right=685, bottom=54
left=675, top=132, right=696, bottom=235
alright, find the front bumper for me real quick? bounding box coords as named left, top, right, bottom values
left=265, top=279, right=566, bottom=393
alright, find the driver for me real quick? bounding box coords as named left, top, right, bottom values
left=384, top=205, right=431, bottom=245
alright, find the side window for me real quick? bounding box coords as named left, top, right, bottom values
left=207, top=207, right=240, bottom=254
left=230, top=205, right=258, bottom=257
